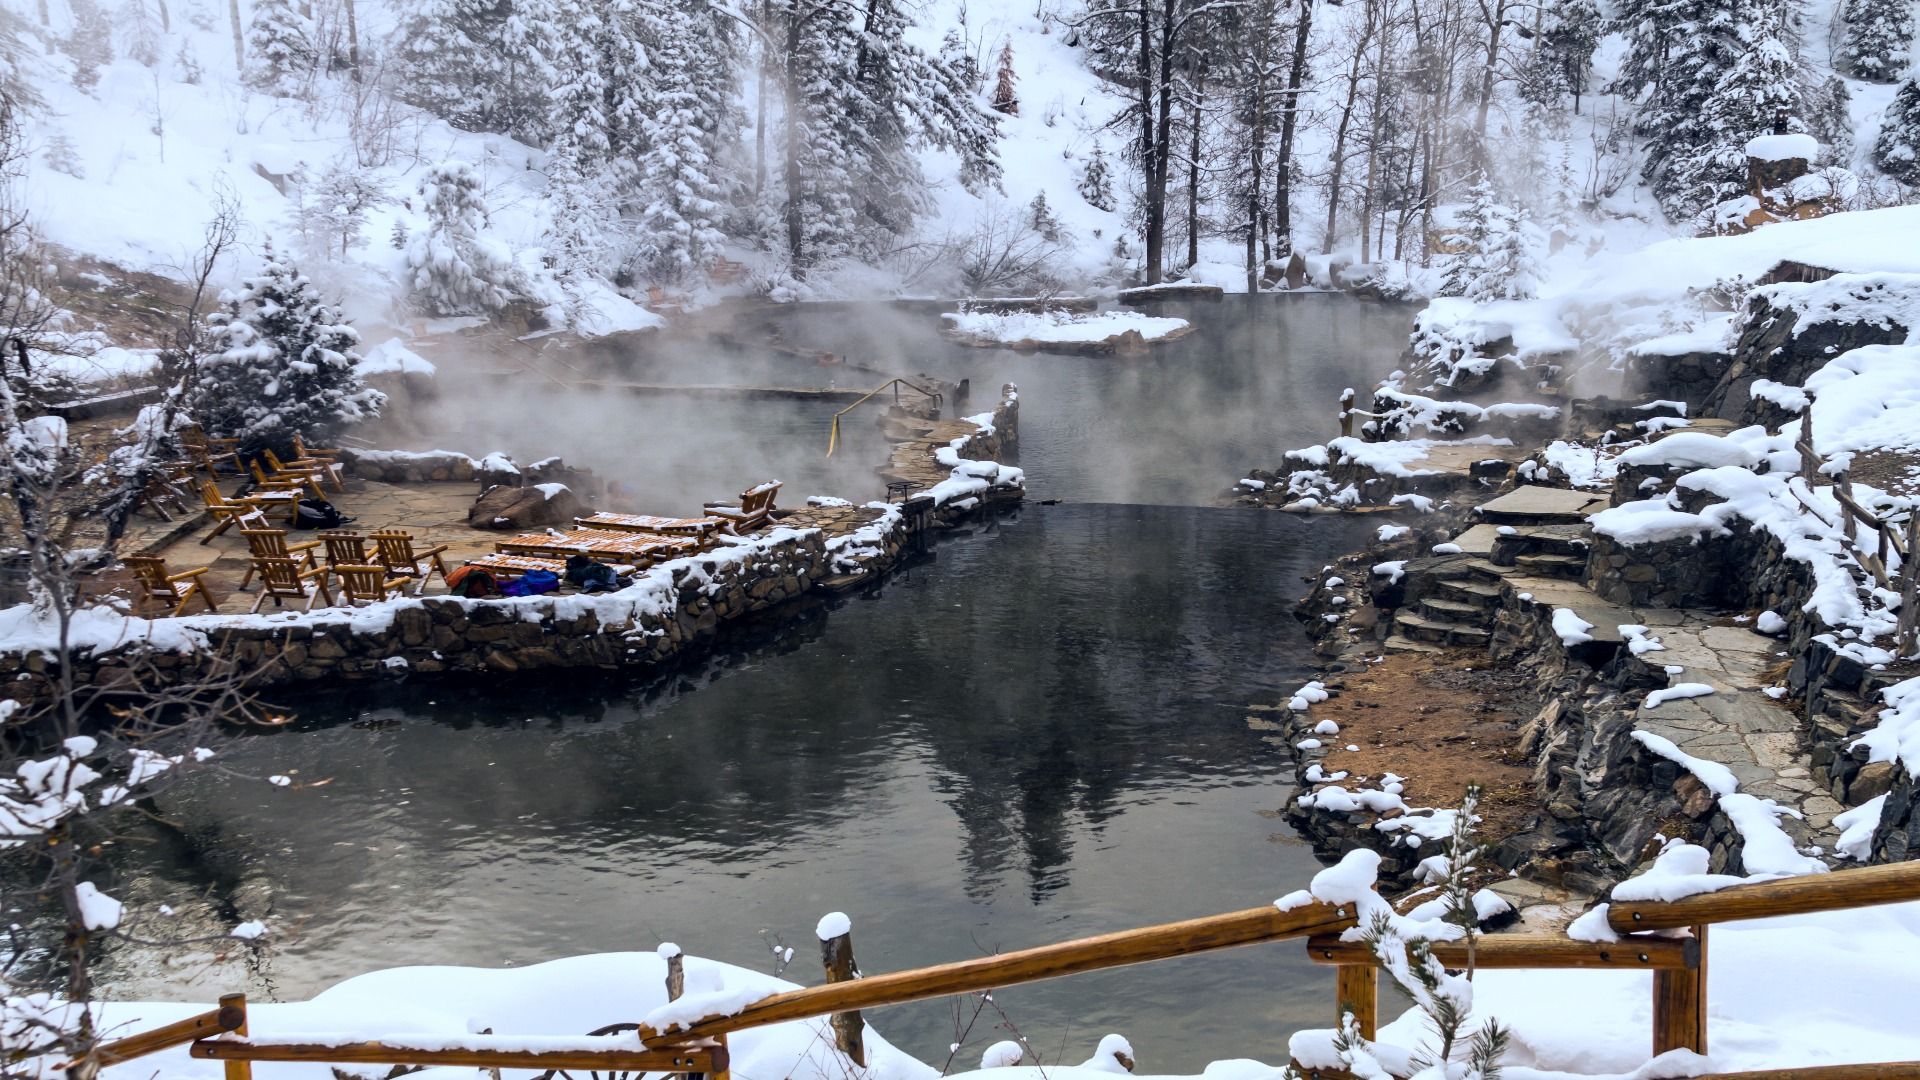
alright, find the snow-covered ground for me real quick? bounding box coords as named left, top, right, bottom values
left=940, top=308, right=1190, bottom=348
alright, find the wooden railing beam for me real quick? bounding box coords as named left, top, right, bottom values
left=1607, top=861, right=1920, bottom=933
left=642, top=900, right=1361, bottom=1044
left=189, top=1039, right=723, bottom=1072
left=1304, top=933, right=1698, bottom=970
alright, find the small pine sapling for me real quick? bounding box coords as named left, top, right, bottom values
left=1079, top=142, right=1116, bottom=211
left=1028, top=190, right=1062, bottom=243
left=42, top=131, right=84, bottom=178
left=991, top=39, right=1018, bottom=116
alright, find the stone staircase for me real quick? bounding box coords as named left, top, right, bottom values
left=1387, top=486, right=1607, bottom=654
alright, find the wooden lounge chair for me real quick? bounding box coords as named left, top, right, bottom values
left=249, top=557, right=334, bottom=612
left=372, top=531, right=450, bottom=596
left=181, top=427, right=243, bottom=478
left=264, top=447, right=346, bottom=493
left=461, top=553, right=570, bottom=580
left=199, top=482, right=284, bottom=540
left=319, top=531, right=370, bottom=567
left=237, top=527, right=323, bottom=589
left=494, top=529, right=695, bottom=565
left=703, top=481, right=782, bottom=534
left=124, top=555, right=219, bottom=616
left=247, top=458, right=325, bottom=501
left=332, top=564, right=409, bottom=606
left=292, top=434, right=342, bottom=461
left=137, top=466, right=192, bottom=521
left=574, top=512, right=722, bottom=539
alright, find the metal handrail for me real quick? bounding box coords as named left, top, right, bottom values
left=825, top=377, right=944, bottom=457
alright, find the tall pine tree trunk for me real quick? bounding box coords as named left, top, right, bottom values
left=229, top=0, right=245, bottom=68
left=1474, top=0, right=1505, bottom=146
left=1273, top=0, right=1312, bottom=256
left=344, top=0, right=359, bottom=80
left=1136, top=0, right=1160, bottom=283
left=1324, top=4, right=1374, bottom=252
left=783, top=22, right=806, bottom=273
left=755, top=0, right=770, bottom=198
left=1185, top=59, right=1203, bottom=273
left=1359, top=7, right=1390, bottom=260
left=1145, top=0, right=1177, bottom=284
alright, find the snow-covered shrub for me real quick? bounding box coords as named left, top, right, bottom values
left=41, top=132, right=83, bottom=178
left=191, top=242, right=384, bottom=448
left=1842, top=0, right=1913, bottom=82
left=244, top=0, right=318, bottom=97
left=405, top=161, right=519, bottom=315
left=65, top=0, right=114, bottom=92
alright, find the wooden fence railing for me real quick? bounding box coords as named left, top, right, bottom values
left=1793, top=407, right=1920, bottom=654
left=73, top=861, right=1920, bottom=1080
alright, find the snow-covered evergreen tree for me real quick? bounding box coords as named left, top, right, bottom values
left=392, top=0, right=481, bottom=127
left=991, top=39, right=1017, bottom=115
left=244, top=0, right=317, bottom=97
left=405, top=161, right=518, bottom=314
left=1028, top=190, right=1061, bottom=241
left=544, top=156, right=614, bottom=280
left=1540, top=0, right=1600, bottom=111
left=118, top=0, right=162, bottom=67
left=175, top=39, right=204, bottom=83
left=1842, top=0, right=1914, bottom=82
left=392, top=0, right=556, bottom=142
left=634, top=0, right=732, bottom=282
left=292, top=161, right=385, bottom=260
left=939, top=24, right=980, bottom=95
left=42, top=131, right=83, bottom=176
left=1874, top=78, right=1920, bottom=184
left=66, top=0, right=114, bottom=92
left=1079, top=142, right=1115, bottom=211
left=192, top=242, right=384, bottom=449
left=1441, top=179, right=1541, bottom=302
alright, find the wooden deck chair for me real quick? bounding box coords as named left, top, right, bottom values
left=249, top=557, right=334, bottom=612
left=124, top=556, right=219, bottom=616
left=371, top=531, right=450, bottom=596
left=247, top=457, right=325, bottom=501
left=292, top=434, right=342, bottom=461
left=703, top=481, right=782, bottom=533
left=319, top=531, right=370, bottom=567
left=181, top=427, right=242, bottom=477
left=332, top=564, right=409, bottom=606
left=264, top=447, right=346, bottom=493
left=237, top=528, right=323, bottom=589
left=200, top=482, right=272, bottom=541
left=137, top=467, right=191, bottom=521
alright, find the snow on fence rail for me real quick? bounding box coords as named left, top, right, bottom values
left=1793, top=405, right=1920, bottom=653
left=76, top=861, right=1920, bottom=1080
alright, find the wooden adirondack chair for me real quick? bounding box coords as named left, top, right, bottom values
left=704, top=481, right=782, bottom=533
left=124, top=556, right=219, bottom=616
left=371, top=531, right=450, bottom=596
left=238, top=528, right=323, bottom=589
left=319, top=531, right=370, bottom=567
left=247, top=457, right=325, bottom=501
left=199, top=482, right=279, bottom=540
left=264, top=448, right=345, bottom=493
left=249, top=557, right=334, bottom=612
left=181, top=427, right=242, bottom=478
left=332, top=564, right=409, bottom=606
left=292, top=434, right=342, bottom=461
left=137, top=466, right=192, bottom=521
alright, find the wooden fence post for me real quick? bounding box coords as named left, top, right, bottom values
left=1901, top=515, right=1920, bottom=656
left=1339, top=389, right=1356, bottom=439
left=817, top=913, right=867, bottom=1067
left=220, top=993, right=251, bottom=1080
left=1802, top=407, right=1818, bottom=485
left=1335, top=963, right=1377, bottom=1042
left=663, top=943, right=685, bottom=1003
left=1651, top=925, right=1707, bottom=1056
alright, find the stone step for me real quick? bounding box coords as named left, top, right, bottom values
left=1513, top=552, right=1587, bottom=579
left=1434, top=577, right=1503, bottom=606
left=1489, top=523, right=1594, bottom=566
left=1466, top=558, right=1518, bottom=584
left=1383, top=634, right=1445, bottom=655
left=1476, top=485, right=1609, bottom=526
left=1394, top=612, right=1492, bottom=647
left=1420, top=596, right=1489, bottom=624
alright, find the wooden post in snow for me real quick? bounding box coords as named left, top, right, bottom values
left=220, top=994, right=252, bottom=1080
left=1651, top=925, right=1708, bottom=1056
left=663, top=943, right=686, bottom=1003
left=1339, top=388, right=1356, bottom=439
left=1335, top=962, right=1377, bottom=1041
left=817, top=913, right=867, bottom=1067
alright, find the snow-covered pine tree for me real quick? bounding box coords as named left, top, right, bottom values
left=245, top=0, right=317, bottom=97
left=1692, top=7, right=1803, bottom=209
left=392, top=0, right=554, bottom=142
left=1842, top=0, right=1914, bottom=82
left=42, top=131, right=83, bottom=176
left=543, top=155, right=614, bottom=280
left=991, top=39, right=1017, bottom=115
left=66, top=0, right=115, bottom=92
left=1028, top=190, right=1061, bottom=241
left=0, top=7, right=38, bottom=113
left=1440, top=178, right=1540, bottom=302
left=175, top=38, right=204, bottom=83
left=295, top=161, right=385, bottom=259
left=1540, top=0, right=1600, bottom=111
left=1079, top=141, right=1115, bottom=210
left=939, top=25, right=980, bottom=95
left=1874, top=77, right=1920, bottom=184
left=192, top=242, right=384, bottom=449
left=118, top=0, right=162, bottom=66
left=544, top=0, right=613, bottom=169
left=493, top=0, right=559, bottom=143
left=392, top=0, right=483, bottom=128
left=635, top=0, right=732, bottom=282
left=405, top=161, right=518, bottom=314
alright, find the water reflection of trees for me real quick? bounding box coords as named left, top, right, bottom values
left=145, top=506, right=1372, bottom=921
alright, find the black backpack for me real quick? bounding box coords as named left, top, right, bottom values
left=294, top=497, right=352, bottom=530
